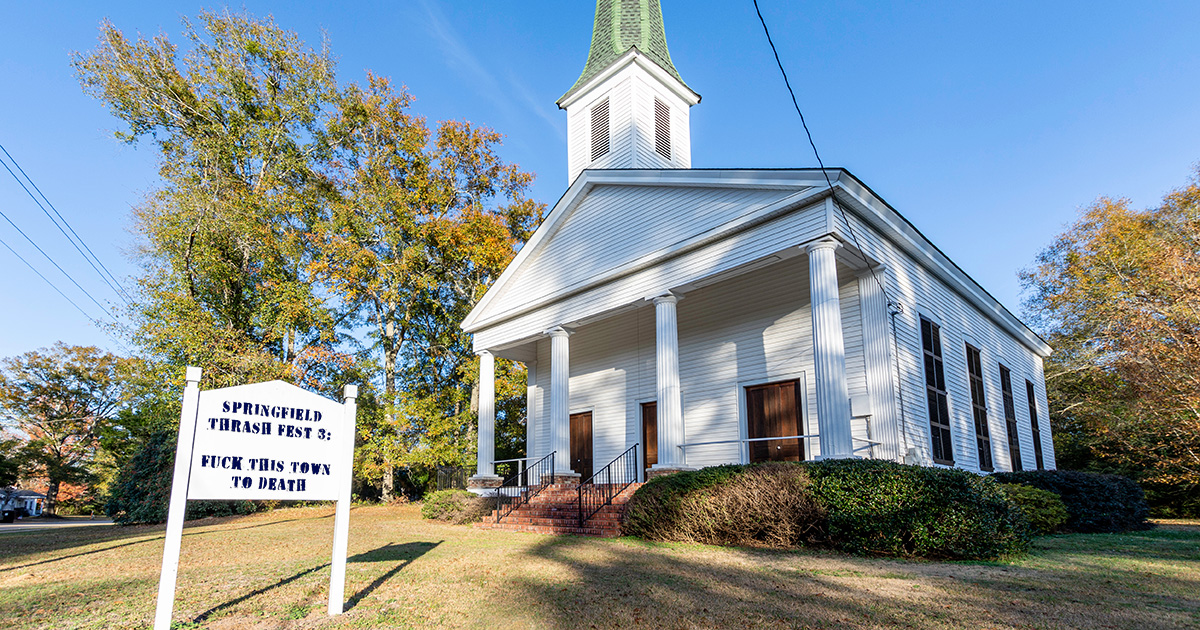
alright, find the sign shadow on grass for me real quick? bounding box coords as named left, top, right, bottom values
left=192, top=540, right=440, bottom=622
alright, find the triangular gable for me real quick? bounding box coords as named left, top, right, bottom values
left=464, top=170, right=817, bottom=332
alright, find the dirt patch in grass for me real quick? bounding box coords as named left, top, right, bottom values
left=0, top=506, right=1196, bottom=629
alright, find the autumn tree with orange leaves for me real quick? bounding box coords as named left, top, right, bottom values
left=0, top=344, right=132, bottom=515
left=1022, top=167, right=1200, bottom=516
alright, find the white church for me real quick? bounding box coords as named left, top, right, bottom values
left=464, top=0, right=1054, bottom=491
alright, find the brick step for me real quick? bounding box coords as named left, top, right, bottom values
left=478, top=522, right=619, bottom=537
left=498, top=515, right=622, bottom=528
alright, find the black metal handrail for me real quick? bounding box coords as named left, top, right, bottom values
left=494, top=452, right=555, bottom=523
left=577, top=444, right=638, bottom=527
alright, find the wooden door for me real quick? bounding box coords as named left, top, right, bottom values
left=641, top=402, right=658, bottom=473
left=570, top=411, right=593, bottom=481
left=746, top=380, right=804, bottom=462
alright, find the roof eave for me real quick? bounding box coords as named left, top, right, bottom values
left=557, top=48, right=700, bottom=109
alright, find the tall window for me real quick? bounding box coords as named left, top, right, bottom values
left=921, top=318, right=953, bottom=465
left=654, top=97, right=671, bottom=159
left=999, top=365, right=1022, bottom=471
left=965, top=345, right=993, bottom=471
left=1026, top=380, right=1045, bottom=470
left=590, top=98, right=610, bottom=161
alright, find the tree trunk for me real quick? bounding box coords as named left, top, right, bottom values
left=380, top=306, right=399, bottom=502
left=44, top=479, right=60, bottom=516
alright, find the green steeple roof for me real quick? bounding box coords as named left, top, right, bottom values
left=559, top=0, right=692, bottom=104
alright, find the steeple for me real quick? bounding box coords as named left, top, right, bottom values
left=559, top=0, right=700, bottom=183
left=559, top=0, right=691, bottom=105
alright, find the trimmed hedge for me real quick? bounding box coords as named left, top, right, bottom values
left=992, top=470, right=1151, bottom=533
left=999, top=483, right=1068, bottom=534
left=623, top=460, right=1031, bottom=560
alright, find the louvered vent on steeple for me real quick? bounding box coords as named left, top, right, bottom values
left=591, top=98, right=611, bottom=161
left=654, top=97, right=671, bottom=159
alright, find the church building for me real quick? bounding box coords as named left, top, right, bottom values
left=463, top=0, right=1054, bottom=490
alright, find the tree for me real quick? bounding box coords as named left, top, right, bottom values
left=313, top=76, right=543, bottom=498
left=73, top=10, right=340, bottom=388
left=0, top=344, right=129, bottom=514
left=0, top=437, right=20, bottom=487
left=1022, top=168, right=1200, bottom=516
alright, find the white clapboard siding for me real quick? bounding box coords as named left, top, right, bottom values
left=486, top=185, right=794, bottom=317
left=565, top=58, right=694, bottom=183
left=834, top=210, right=1055, bottom=471
left=473, top=196, right=829, bottom=351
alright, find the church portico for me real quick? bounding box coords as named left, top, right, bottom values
left=471, top=236, right=884, bottom=485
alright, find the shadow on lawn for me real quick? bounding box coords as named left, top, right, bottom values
left=0, top=513, right=334, bottom=573
left=503, top=531, right=1200, bottom=630
left=192, top=540, right=440, bottom=622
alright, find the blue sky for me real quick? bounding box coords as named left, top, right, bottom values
left=1, top=0, right=1198, bottom=359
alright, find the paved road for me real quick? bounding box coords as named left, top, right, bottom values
left=0, top=516, right=114, bottom=535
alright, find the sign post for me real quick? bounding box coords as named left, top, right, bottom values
left=328, top=384, right=357, bottom=615
left=153, top=369, right=358, bottom=629
left=154, top=366, right=202, bottom=630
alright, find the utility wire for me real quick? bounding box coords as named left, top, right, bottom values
left=751, top=0, right=894, bottom=307
left=0, top=232, right=130, bottom=353
left=0, top=203, right=119, bottom=322
left=0, top=233, right=101, bottom=326
left=0, top=144, right=133, bottom=305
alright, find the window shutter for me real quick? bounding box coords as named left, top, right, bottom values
left=654, top=98, right=671, bottom=159
left=591, top=98, right=610, bottom=161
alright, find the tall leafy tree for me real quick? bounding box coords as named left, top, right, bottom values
left=73, top=11, right=340, bottom=388
left=1022, top=168, right=1200, bottom=515
left=314, top=76, right=543, bottom=497
left=0, top=344, right=129, bottom=514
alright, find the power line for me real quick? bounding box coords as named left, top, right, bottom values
left=0, top=144, right=133, bottom=305
left=0, top=202, right=120, bottom=322
left=751, top=0, right=893, bottom=306
left=0, top=233, right=101, bottom=326
left=0, top=232, right=131, bottom=353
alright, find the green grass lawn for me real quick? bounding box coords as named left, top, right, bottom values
left=1, top=505, right=1196, bottom=629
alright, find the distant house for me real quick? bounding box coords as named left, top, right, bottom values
left=464, top=0, right=1054, bottom=489
left=14, top=490, right=45, bottom=517
left=1, top=488, right=44, bottom=521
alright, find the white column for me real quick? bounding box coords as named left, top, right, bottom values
left=548, top=327, right=573, bottom=473
left=858, top=267, right=902, bottom=462
left=653, top=294, right=685, bottom=468
left=807, top=238, right=855, bottom=459
left=525, top=360, right=537, bottom=460
left=475, top=350, right=496, bottom=477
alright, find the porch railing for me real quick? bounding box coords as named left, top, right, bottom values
left=678, top=435, right=881, bottom=459
left=577, top=444, right=638, bottom=527
left=493, top=452, right=555, bottom=523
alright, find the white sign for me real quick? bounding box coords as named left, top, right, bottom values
left=188, top=381, right=345, bottom=501
left=155, top=368, right=358, bottom=630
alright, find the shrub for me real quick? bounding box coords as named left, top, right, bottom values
left=992, top=470, right=1151, bottom=533
left=105, top=431, right=267, bottom=525
left=622, top=464, right=747, bottom=541
left=1000, top=483, right=1068, bottom=534
left=804, top=459, right=1030, bottom=559
left=625, top=464, right=824, bottom=547
left=421, top=489, right=492, bottom=524
left=623, top=460, right=1031, bottom=560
